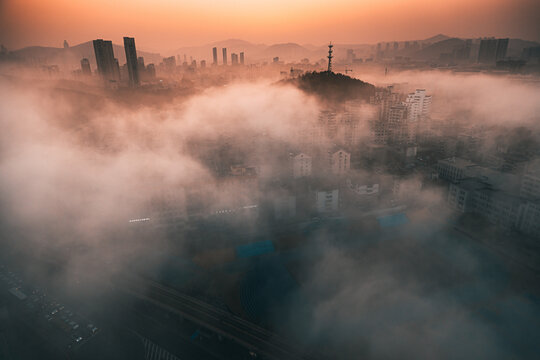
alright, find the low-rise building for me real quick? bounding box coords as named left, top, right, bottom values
left=447, top=178, right=483, bottom=213
left=518, top=201, right=540, bottom=237
left=347, top=179, right=380, bottom=196
left=520, top=159, right=540, bottom=200
left=315, top=189, right=339, bottom=213
left=448, top=177, right=523, bottom=232
left=436, top=157, right=477, bottom=182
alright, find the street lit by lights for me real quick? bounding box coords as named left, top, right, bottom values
left=128, top=217, right=150, bottom=223
left=214, top=204, right=257, bottom=214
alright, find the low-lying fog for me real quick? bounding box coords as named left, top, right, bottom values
left=1, top=69, right=540, bottom=359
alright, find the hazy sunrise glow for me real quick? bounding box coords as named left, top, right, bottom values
left=1, top=0, right=538, bottom=52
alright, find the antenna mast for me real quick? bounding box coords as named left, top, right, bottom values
left=327, top=42, right=333, bottom=72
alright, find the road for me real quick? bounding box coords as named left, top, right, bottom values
left=114, top=274, right=316, bottom=360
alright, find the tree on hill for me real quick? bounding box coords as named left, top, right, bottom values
left=283, top=71, right=376, bottom=103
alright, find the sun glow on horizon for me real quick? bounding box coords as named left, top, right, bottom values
left=1, top=0, right=538, bottom=52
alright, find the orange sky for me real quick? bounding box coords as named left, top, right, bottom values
left=1, top=0, right=539, bottom=53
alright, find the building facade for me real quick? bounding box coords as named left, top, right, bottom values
left=436, top=158, right=477, bottom=182
left=222, top=48, right=227, bottom=65
left=292, top=153, right=312, bottom=178
left=329, top=149, right=350, bottom=176
left=123, top=37, right=140, bottom=87
left=93, top=39, right=119, bottom=81
left=80, top=58, right=91, bottom=76
left=315, top=189, right=339, bottom=213
left=212, top=47, right=218, bottom=65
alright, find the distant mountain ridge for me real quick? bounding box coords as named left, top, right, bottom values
left=423, top=34, right=451, bottom=43
left=412, top=38, right=465, bottom=60
left=10, top=41, right=162, bottom=70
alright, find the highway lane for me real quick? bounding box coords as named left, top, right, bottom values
left=114, top=275, right=316, bottom=360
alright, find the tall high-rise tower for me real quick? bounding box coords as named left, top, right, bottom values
left=93, top=39, right=119, bottom=81
left=495, top=38, right=509, bottom=61
left=240, top=52, right=245, bottom=65
left=478, top=39, right=497, bottom=63
left=137, top=57, right=145, bottom=70
left=327, top=42, right=333, bottom=72
left=222, top=48, right=228, bottom=65
left=123, top=37, right=140, bottom=86
left=212, top=47, right=218, bottom=65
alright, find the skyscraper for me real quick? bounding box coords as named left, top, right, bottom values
left=231, top=53, right=239, bottom=65
left=455, top=39, right=472, bottom=61
left=163, top=56, right=176, bottom=72
left=123, top=37, right=139, bottom=87
left=137, top=57, right=146, bottom=80
left=93, top=39, right=119, bottom=81
left=478, top=38, right=498, bottom=63
left=477, top=38, right=508, bottom=64
left=80, top=58, right=91, bottom=76
left=387, top=104, right=409, bottom=143
left=495, top=38, right=509, bottom=61
left=114, top=59, right=120, bottom=79
left=405, top=89, right=431, bottom=122
left=137, top=57, right=145, bottom=70
left=222, top=48, right=227, bottom=65
left=146, top=64, right=156, bottom=78
left=240, top=52, right=245, bottom=65
left=63, top=40, right=69, bottom=49
left=212, top=47, right=218, bottom=65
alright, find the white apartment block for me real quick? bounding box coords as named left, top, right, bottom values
left=405, top=89, right=432, bottom=122
left=315, top=189, right=339, bottom=213
left=292, top=153, right=312, bottom=178
left=347, top=179, right=379, bottom=196
left=328, top=149, right=350, bottom=175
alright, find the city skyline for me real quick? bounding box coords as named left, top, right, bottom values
left=1, top=0, right=539, bottom=53
left=1, top=2, right=539, bottom=359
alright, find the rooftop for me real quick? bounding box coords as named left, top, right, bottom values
left=438, top=157, right=476, bottom=169
left=377, top=213, right=409, bottom=228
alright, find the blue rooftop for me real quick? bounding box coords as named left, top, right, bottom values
left=377, top=213, right=409, bottom=228
left=236, top=240, right=275, bottom=258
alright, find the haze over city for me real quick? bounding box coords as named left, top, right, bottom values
left=1, top=1, right=540, bottom=360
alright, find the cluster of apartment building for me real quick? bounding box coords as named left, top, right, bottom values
left=370, top=87, right=432, bottom=145
left=438, top=157, right=540, bottom=237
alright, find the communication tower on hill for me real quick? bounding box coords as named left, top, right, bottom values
left=327, top=42, right=333, bottom=72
